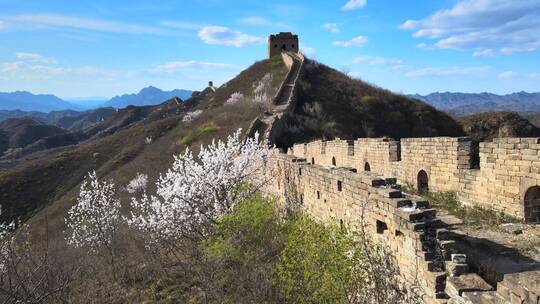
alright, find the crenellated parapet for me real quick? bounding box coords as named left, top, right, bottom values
left=290, top=136, right=540, bottom=223
left=266, top=152, right=540, bottom=304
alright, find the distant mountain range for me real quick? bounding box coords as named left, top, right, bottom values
left=410, top=91, right=540, bottom=116
left=103, top=86, right=192, bottom=108
left=0, top=86, right=193, bottom=113
left=0, top=91, right=82, bottom=112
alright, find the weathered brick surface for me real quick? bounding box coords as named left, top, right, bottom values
left=291, top=137, right=540, bottom=220
left=268, top=147, right=540, bottom=304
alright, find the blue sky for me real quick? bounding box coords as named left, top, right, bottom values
left=0, top=0, right=539, bottom=99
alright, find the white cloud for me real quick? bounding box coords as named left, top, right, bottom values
left=498, top=70, right=518, bottom=78
left=0, top=61, right=114, bottom=79
left=405, top=66, right=489, bottom=77
left=2, top=14, right=169, bottom=35
left=352, top=56, right=402, bottom=66
left=416, top=43, right=428, bottom=49
left=323, top=23, right=340, bottom=33
left=332, top=35, right=368, bottom=47
left=341, top=0, right=367, bottom=11
left=399, top=0, right=540, bottom=55
left=301, top=46, right=316, bottom=56
left=16, top=52, right=56, bottom=64
left=149, top=60, right=236, bottom=74
left=473, top=49, right=495, bottom=57
left=197, top=26, right=263, bottom=47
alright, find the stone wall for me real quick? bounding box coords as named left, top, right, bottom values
left=290, top=136, right=540, bottom=221
left=266, top=152, right=540, bottom=304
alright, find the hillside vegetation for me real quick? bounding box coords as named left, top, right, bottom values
left=0, top=118, right=67, bottom=156
left=458, top=111, right=540, bottom=142
left=274, top=60, right=464, bottom=148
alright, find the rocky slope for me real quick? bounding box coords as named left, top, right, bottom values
left=458, top=111, right=540, bottom=142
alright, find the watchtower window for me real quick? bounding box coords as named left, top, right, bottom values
left=282, top=44, right=286, bottom=51
left=524, top=186, right=540, bottom=223
left=337, top=181, right=342, bottom=192
left=311, top=157, right=315, bottom=165
left=376, top=220, right=388, bottom=234
left=299, top=168, right=302, bottom=176
left=317, top=191, right=320, bottom=199
left=332, top=157, right=336, bottom=166
left=292, top=44, right=295, bottom=48
left=274, top=44, right=278, bottom=48
left=364, top=162, right=371, bottom=172
left=417, top=170, right=429, bottom=193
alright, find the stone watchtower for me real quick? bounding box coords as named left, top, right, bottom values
left=268, top=32, right=299, bottom=58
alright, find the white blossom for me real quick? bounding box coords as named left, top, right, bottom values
left=126, top=173, right=148, bottom=194
left=0, top=206, right=15, bottom=274
left=182, top=110, right=203, bottom=123
left=128, top=128, right=268, bottom=243
left=65, top=171, right=121, bottom=252
left=226, top=92, right=245, bottom=105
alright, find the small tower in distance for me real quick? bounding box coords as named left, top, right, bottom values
left=268, top=32, right=299, bottom=58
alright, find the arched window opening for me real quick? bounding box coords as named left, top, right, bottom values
left=282, top=44, right=287, bottom=51
left=332, top=157, right=336, bottom=166
left=317, top=191, right=321, bottom=199
left=298, top=168, right=302, bottom=176
left=311, top=157, right=315, bottom=165
left=417, top=170, right=429, bottom=193
left=292, top=44, right=295, bottom=48
left=337, top=180, right=342, bottom=192
left=524, top=186, right=540, bottom=223
left=274, top=44, right=278, bottom=48
left=364, top=162, right=371, bottom=172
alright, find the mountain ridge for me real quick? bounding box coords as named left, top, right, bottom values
left=0, top=86, right=193, bottom=112
left=410, top=91, right=540, bottom=116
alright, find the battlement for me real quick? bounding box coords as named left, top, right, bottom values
left=289, top=137, right=540, bottom=223
left=266, top=152, right=540, bottom=303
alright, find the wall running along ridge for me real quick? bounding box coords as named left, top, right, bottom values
left=266, top=151, right=540, bottom=303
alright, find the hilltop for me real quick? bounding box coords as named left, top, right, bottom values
left=458, top=111, right=540, bottom=142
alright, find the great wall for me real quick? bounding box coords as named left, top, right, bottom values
left=248, top=32, right=540, bottom=304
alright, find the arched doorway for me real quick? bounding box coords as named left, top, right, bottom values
left=332, top=157, right=336, bottom=166
left=524, top=186, right=540, bottom=223
left=417, top=170, right=429, bottom=193
left=364, top=162, right=371, bottom=172
left=282, top=44, right=287, bottom=51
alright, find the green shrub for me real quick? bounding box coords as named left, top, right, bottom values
left=275, top=217, right=368, bottom=304
left=179, top=134, right=195, bottom=146
left=196, top=122, right=220, bottom=137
